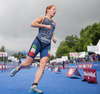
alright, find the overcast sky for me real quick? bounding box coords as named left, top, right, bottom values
left=0, top=0, right=100, bottom=56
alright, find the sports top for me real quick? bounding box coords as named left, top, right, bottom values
left=37, top=17, right=56, bottom=45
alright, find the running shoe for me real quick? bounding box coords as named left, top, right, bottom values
left=30, top=85, right=43, bottom=94
left=10, top=67, right=19, bottom=77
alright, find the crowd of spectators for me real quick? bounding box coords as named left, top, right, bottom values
left=67, top=54, right=100, bottom=64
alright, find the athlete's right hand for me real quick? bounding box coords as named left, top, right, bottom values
left=45, top=25, right=52, bottom=30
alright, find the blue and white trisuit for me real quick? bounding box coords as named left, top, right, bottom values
left=28, top=17, right=56, bottom=59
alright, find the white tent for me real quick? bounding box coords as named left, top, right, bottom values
left=87, top=40, right=100, bottom=54
left=95, top=40, right=100, bottom=54
left=78, top=52, right=85, bottom=58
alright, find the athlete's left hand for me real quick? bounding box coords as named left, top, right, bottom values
left=52, top=38, right=57, bottom=43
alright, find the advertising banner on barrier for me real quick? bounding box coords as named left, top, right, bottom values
left=86, top=64, right=90, bottom=69
left=48, top=67, right=53, bottom=71
left=3, top=64, right=5, bottom=70
left=83, top=69, right=97, bottom=83
left=69, top=52, right=78, bottom=57
left=83, top=64, right=86, bottom=69
left=66, top=68, right=81, bottom=77
left=78, top=63, right=93, bottom=69
left=87, top=63, right=93, bottom=69
left=0, top=64, right=2, bottom=70
left=78, top=64, right=83, bottom=69
left=53, top=67, right=61, bottom=72
left=0, top=52, right=7, bottom=57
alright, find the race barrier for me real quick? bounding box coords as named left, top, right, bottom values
left=82, top=68, right=97, bottom=83
left=66, top=68, right=82, bottom=77
left=0, top=63, right=17, bottom=72
left=78, top=63, right=93, bottom=69
left=60, top=67, right=67, bottom=69
left=67, top=62, right=100, bottom=71
left=93, top=62, right=100, bottom=71
left=53, top=67, right=61, bottom=72
left=45, top=66, right=48, bottom=69
left=0, top=64, right=2, bottom=69
left=0, top=64, right=2, bottom=72
left=5, top=64, right=8, bottom=69
left=0, top=64, right=8, bottom=72
left=48, top=67, right=54, bottom=71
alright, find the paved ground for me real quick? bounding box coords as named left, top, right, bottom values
left=0, top=68, right=100, bottom=94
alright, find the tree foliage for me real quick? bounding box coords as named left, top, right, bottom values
left=0, top=46, right=6, bottom=52
left=56, top=35, right=79, bottom=58
left=49, top=55, right=55, bottom=61
left=12, top=51, right=26, bottom=60
left=0, top=45, right=6, bottom=62
left=79, top=22, right=100, bottom=51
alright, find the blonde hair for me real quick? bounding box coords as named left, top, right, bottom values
left=45, top=5, right=55, bottom=15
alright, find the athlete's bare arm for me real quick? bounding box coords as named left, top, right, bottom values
left=31, top=15, right=51, bottom=30
left=52, top=34, right=57, bottom=43
left=52, top=21, right=56, bottom=43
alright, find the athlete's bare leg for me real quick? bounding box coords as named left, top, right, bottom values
left=10, top=56, right=34, bottom=77
left=31, top=56, right=49, bottom=88
left=17, top=56, right=34, bottom=70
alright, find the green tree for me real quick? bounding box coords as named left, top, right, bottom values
left=12, top=53, right=18, bottom=58
left=65, top=35, right=79, bottom=48
left=0, top=45, right=6, bottom=62
left=49, top=55, right=55, bottom=60
left=12, top=51, right=27, bottom=60
left=79, top=22, right=100, bottom=51
left=18, top=52, right=22, bottom=60
left=0, top=46, right=6, bottom=52
left=56, top=35, right=79, bottom=58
